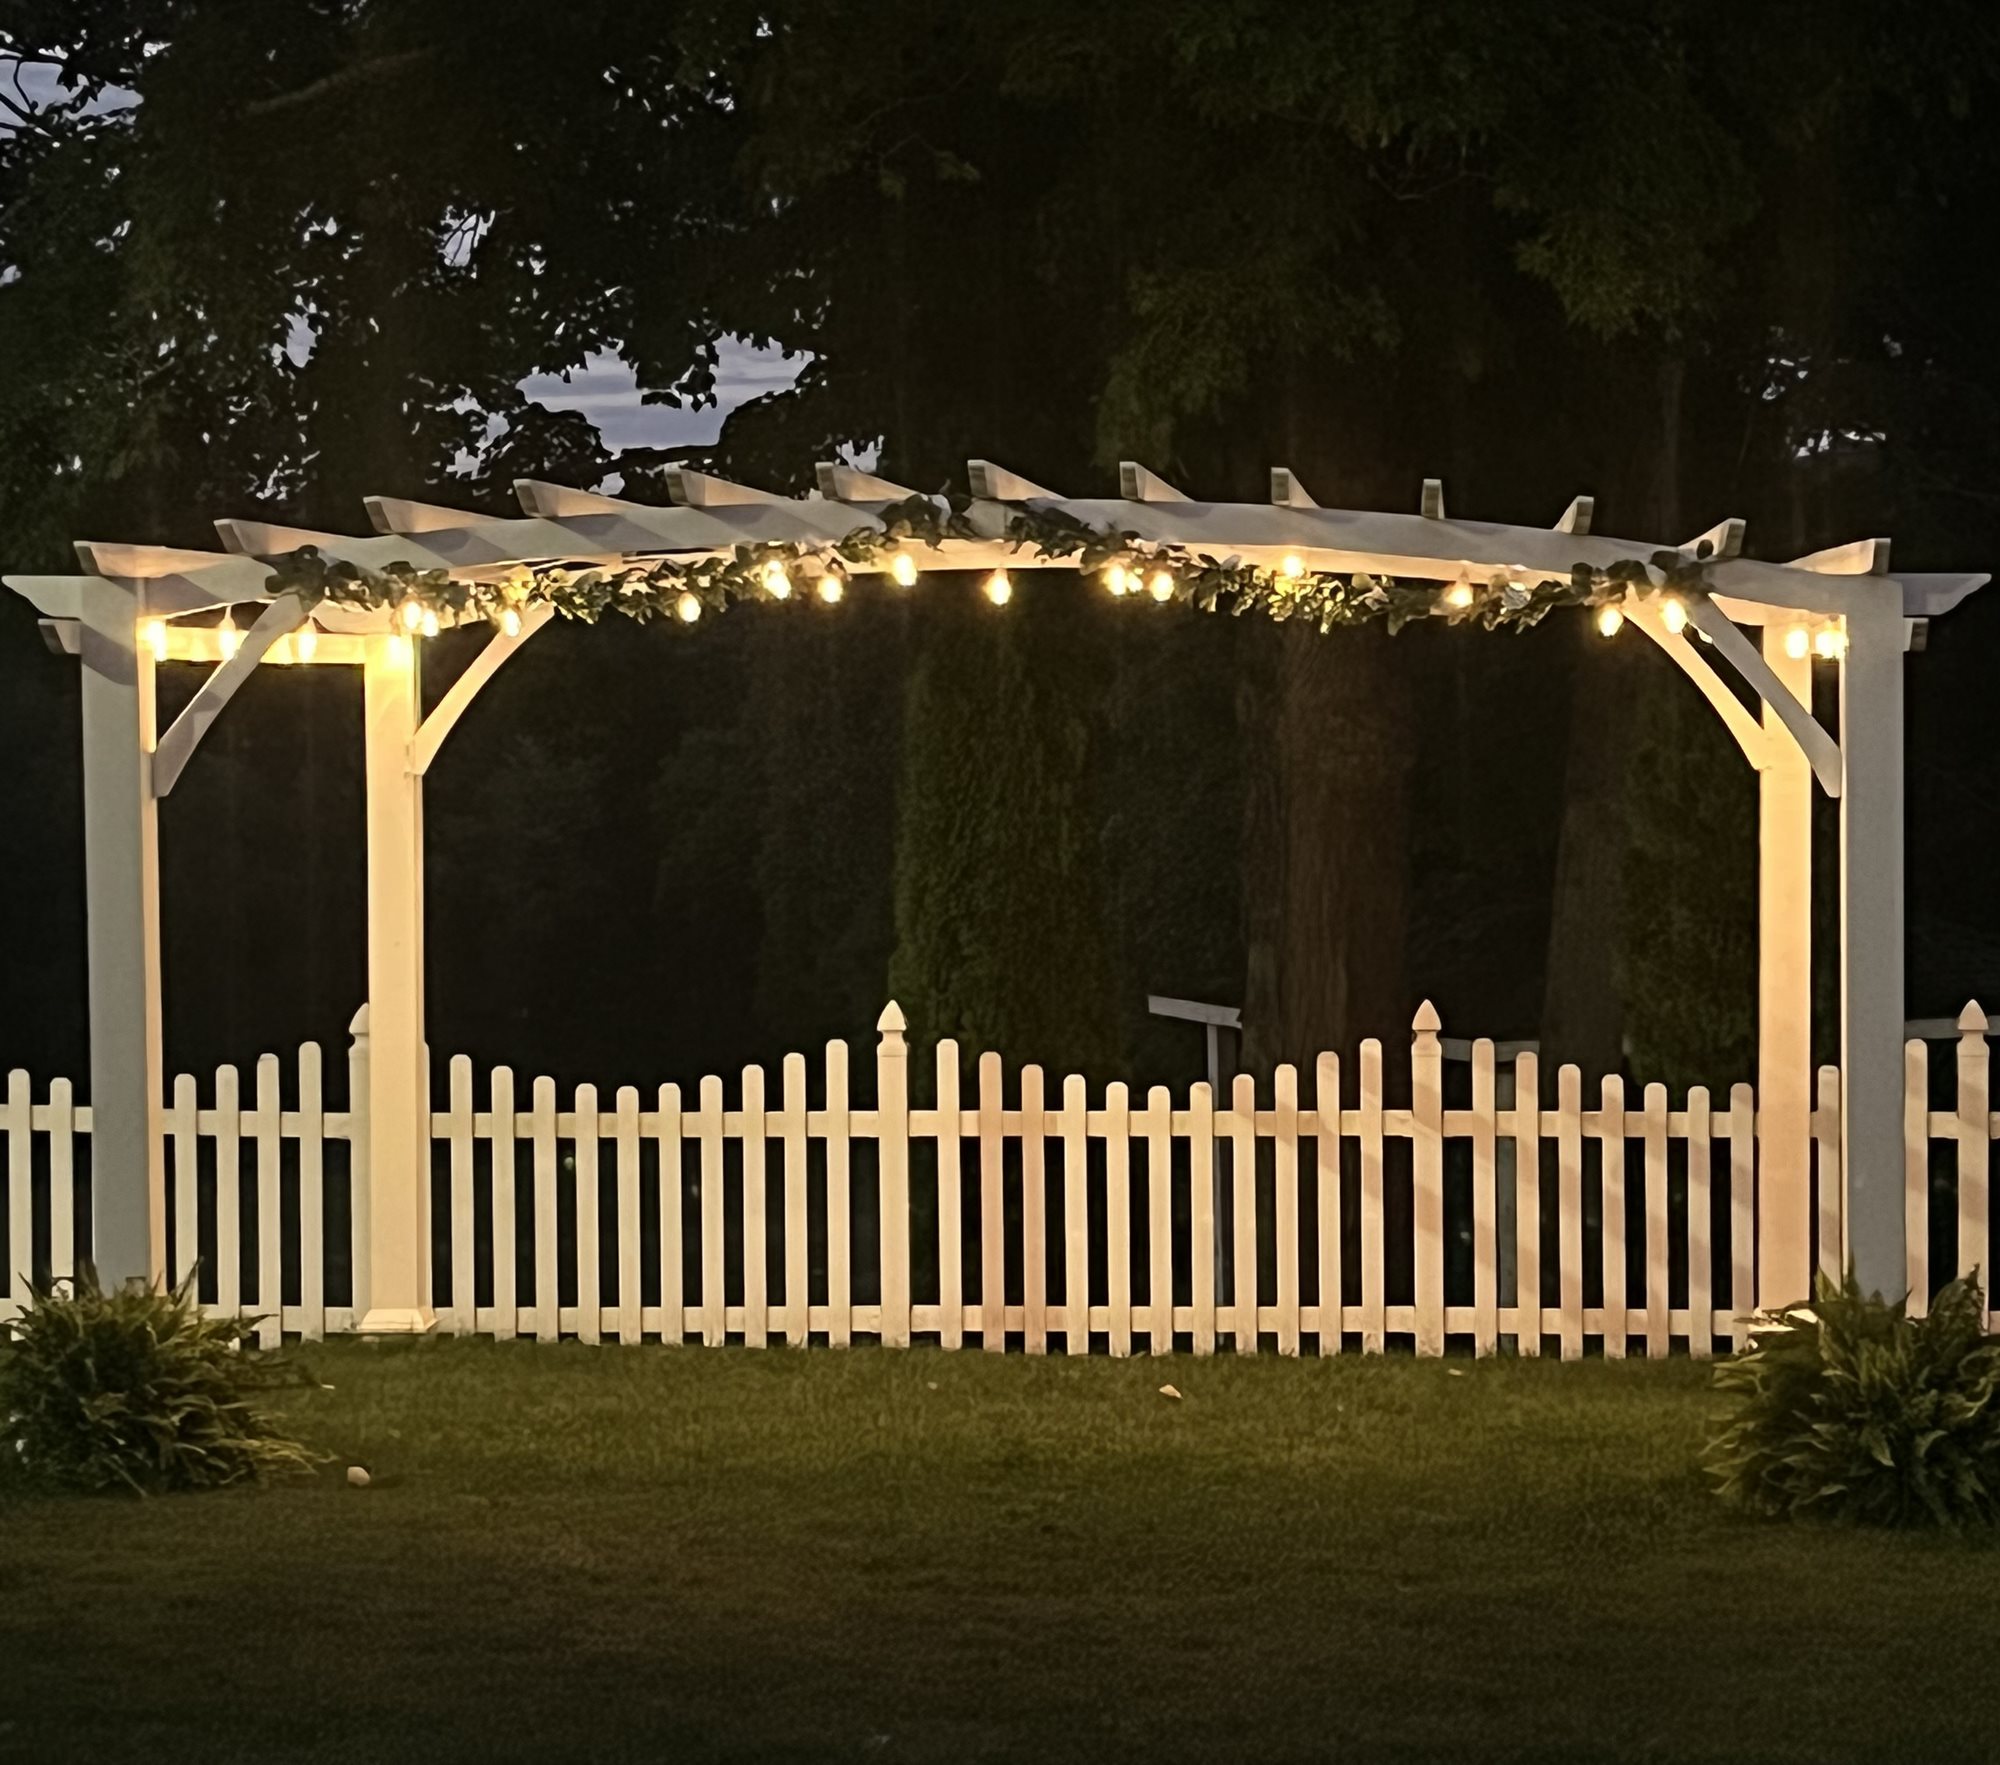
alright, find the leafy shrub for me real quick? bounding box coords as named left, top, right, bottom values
left=1706, top=1269, right=2000, bottom=1527
left=0, top=1266, right=320, bottom=1495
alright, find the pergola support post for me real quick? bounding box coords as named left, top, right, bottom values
left=77, top=580, right=166, bottom=1286
left=356, top=634, right=434, bottom=1333
left=1756, top=627, right=1814, bottom=1308
left=1839, top=599, right=1907, bottom=1297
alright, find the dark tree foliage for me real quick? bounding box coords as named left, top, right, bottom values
left=3, top=3, right=1999, bottom=1088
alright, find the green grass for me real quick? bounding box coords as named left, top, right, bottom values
left=4, top=1342, right=1995, bottom=1764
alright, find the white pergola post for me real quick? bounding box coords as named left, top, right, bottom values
left=356, top=632, right=434, bottom=1332
left=1838, top=596, right=1907, bottom=1297
left=76, top=579, right=166, bottom=1286
left=1756, top=626, right=1814, bottom=1307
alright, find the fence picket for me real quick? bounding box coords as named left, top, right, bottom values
left=615, top=1086, right=642, bottom=1344
left=977, top=1050, right=1004, bottom=1351
left=298, top=1043, right=325, bottom=1339
left=215, top=1064, right=241, bottom=1318
left=490, top=1067, right=518, bottom=1340
left=1815, top=1065, right=1843, bottom=1284
left=698, top=1074, right=725, bottom=1347
left=656, top=1082, right=685, bottom=1344
left=1411, top=1007, right=1444, bottom=1357
left=1315, top=1053, right=1342, bottom=1355
left=447, top=1056, right=475, bottom=1334
left=1358, top=1041, right=1386, bottom=1354
left=1061, top=1072, right=1089, bottom=1354
left=1642, top=1082, right=1669, bottom=1359
left=1729, top=1083, right=1756, bottom=1341
left=3, top=1072, right=24, bottom=1313
left=1273, top=1064, right=1300, bottom=1357
left=575, top=1083, right=601, bottom=1345
left=824, top=1044, right=851, bottom=1347
left=1513, top=1053, right=1541, bottom=1356
left=1556, top=1064, right=1584, bottom=1361
left=1687, top=1086, right=1713, bottom=1359
left=740, top=1067, right=767, bottom=1350
left=1957, top=1006, right=1989, bottom=1292
left=255, top=1055, right=282, bottom=1348
left=1106, top=1080, right=1133, bottom=1357
left=1146, top=1084, right=1174, bottom=1354
left=48, top=1077, right=75, bottom=1284
left=531, top=1076, right=559, bottom=1343
left=172, top=1072, right=199, bottom=1293
left=934, top=1042, right=963, bottom=1349
left=1022, top=1064, right=1048, bottom=1355
left=1599, top=1074, right=1627, bottom=1358
left=1189, top=1081, right=1217, bottom=1355
left=1470, top=1040, right=1497, bottom=1357
left=1230, top=1072, right=1258, bottom=1355
left=780, top=1056, right=808, bottom=1348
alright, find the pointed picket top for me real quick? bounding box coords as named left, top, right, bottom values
left=348, top=1002, right=371, bottom=1041
left=1412, top=999, right=1442, bottom=1036
left=877, top=1000, right=908, bottom=1049
left=1958, top=1000, right=1989, bottom=1037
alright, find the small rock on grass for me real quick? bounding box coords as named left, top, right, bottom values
left=1158, top=1384, right=1183, bottom=1401
left=346, top=1465, right=371, bottom=1488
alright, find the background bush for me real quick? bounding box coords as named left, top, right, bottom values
left=1706, top=1270, right=2000, bottom=1527
left=0, top=1267, right=319, bottom=1495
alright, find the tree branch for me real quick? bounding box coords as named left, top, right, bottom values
left=241, top=45, right=437, bottom=119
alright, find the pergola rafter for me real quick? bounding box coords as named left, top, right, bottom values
left=6, top=462, right=1988, bottom=1326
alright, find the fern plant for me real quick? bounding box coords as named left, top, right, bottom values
left=0, top=1265, right=320, bottom=1495
left=1706, top=1269, right=2000, bottom=1527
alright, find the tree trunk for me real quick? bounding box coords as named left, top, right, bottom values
left=1243, top=625, right=1413, bottom=1071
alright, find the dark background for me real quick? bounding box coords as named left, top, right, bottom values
left=3, top=1, right=1997, bottom=1102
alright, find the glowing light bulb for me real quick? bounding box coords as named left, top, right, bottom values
left=1661, top=596, right=1688, bottom=636
left=1279, top=553, right=1305, bottom=580
left=217, top=613, right=243, bottom=661
left=295, top=621, right=319, bottom=664
left=817, top=573, right=844, bottom=605
left=762, top=560, right=793, bottom=600
left=419, top=608, right=441, bottom=639
left=1148, top=570, right=1175, bottom=603
left=889, top=552, right=919, bottom=588
left=1784, top=624, right=1810, bottom=660
left=399, top=596, right=425, bottom=632
left=1596, top=604, right=1624, bottom=638
left=984, top=570, right=1012, bottom=607
left=1443, top=580, right=1475, bottom=611
left=676, top=591, right=702, bottom=624
left=142, top=618, right=168, bottom=661
left=1104, top=564, right=1130, bottom=597
left=1815, top=625, right=1846, bottom=659
left=500, top=606, right=523, bottom=639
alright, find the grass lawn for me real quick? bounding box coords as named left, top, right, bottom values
left=4, top=1341, right=1995, bottom=1764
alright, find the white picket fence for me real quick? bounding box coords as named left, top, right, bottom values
left=4, top=1002, right=1996, bottom=1354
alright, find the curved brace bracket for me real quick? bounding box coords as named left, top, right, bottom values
left=1688, top=599, right=1843, bottom=797
left=152, top=592, right=311, bottom=798
left=1626, top=602, right=1772, bottom=770
left=411, top=605, right=554, bottom=777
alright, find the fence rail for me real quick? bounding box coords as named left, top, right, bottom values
left=5, top=1002, right=1996, bottom=1354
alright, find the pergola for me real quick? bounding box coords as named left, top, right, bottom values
left=6, top=459, right=1987, bottom=1328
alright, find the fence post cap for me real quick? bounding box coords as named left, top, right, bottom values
left=1412, top=999, right=1442, bottom=1035
left=1959, top=1000, right=1989, bottom=1036
left=347, top=1002, right=371, bottom=1040
left=876, top=1000, right=907, bottom=1040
